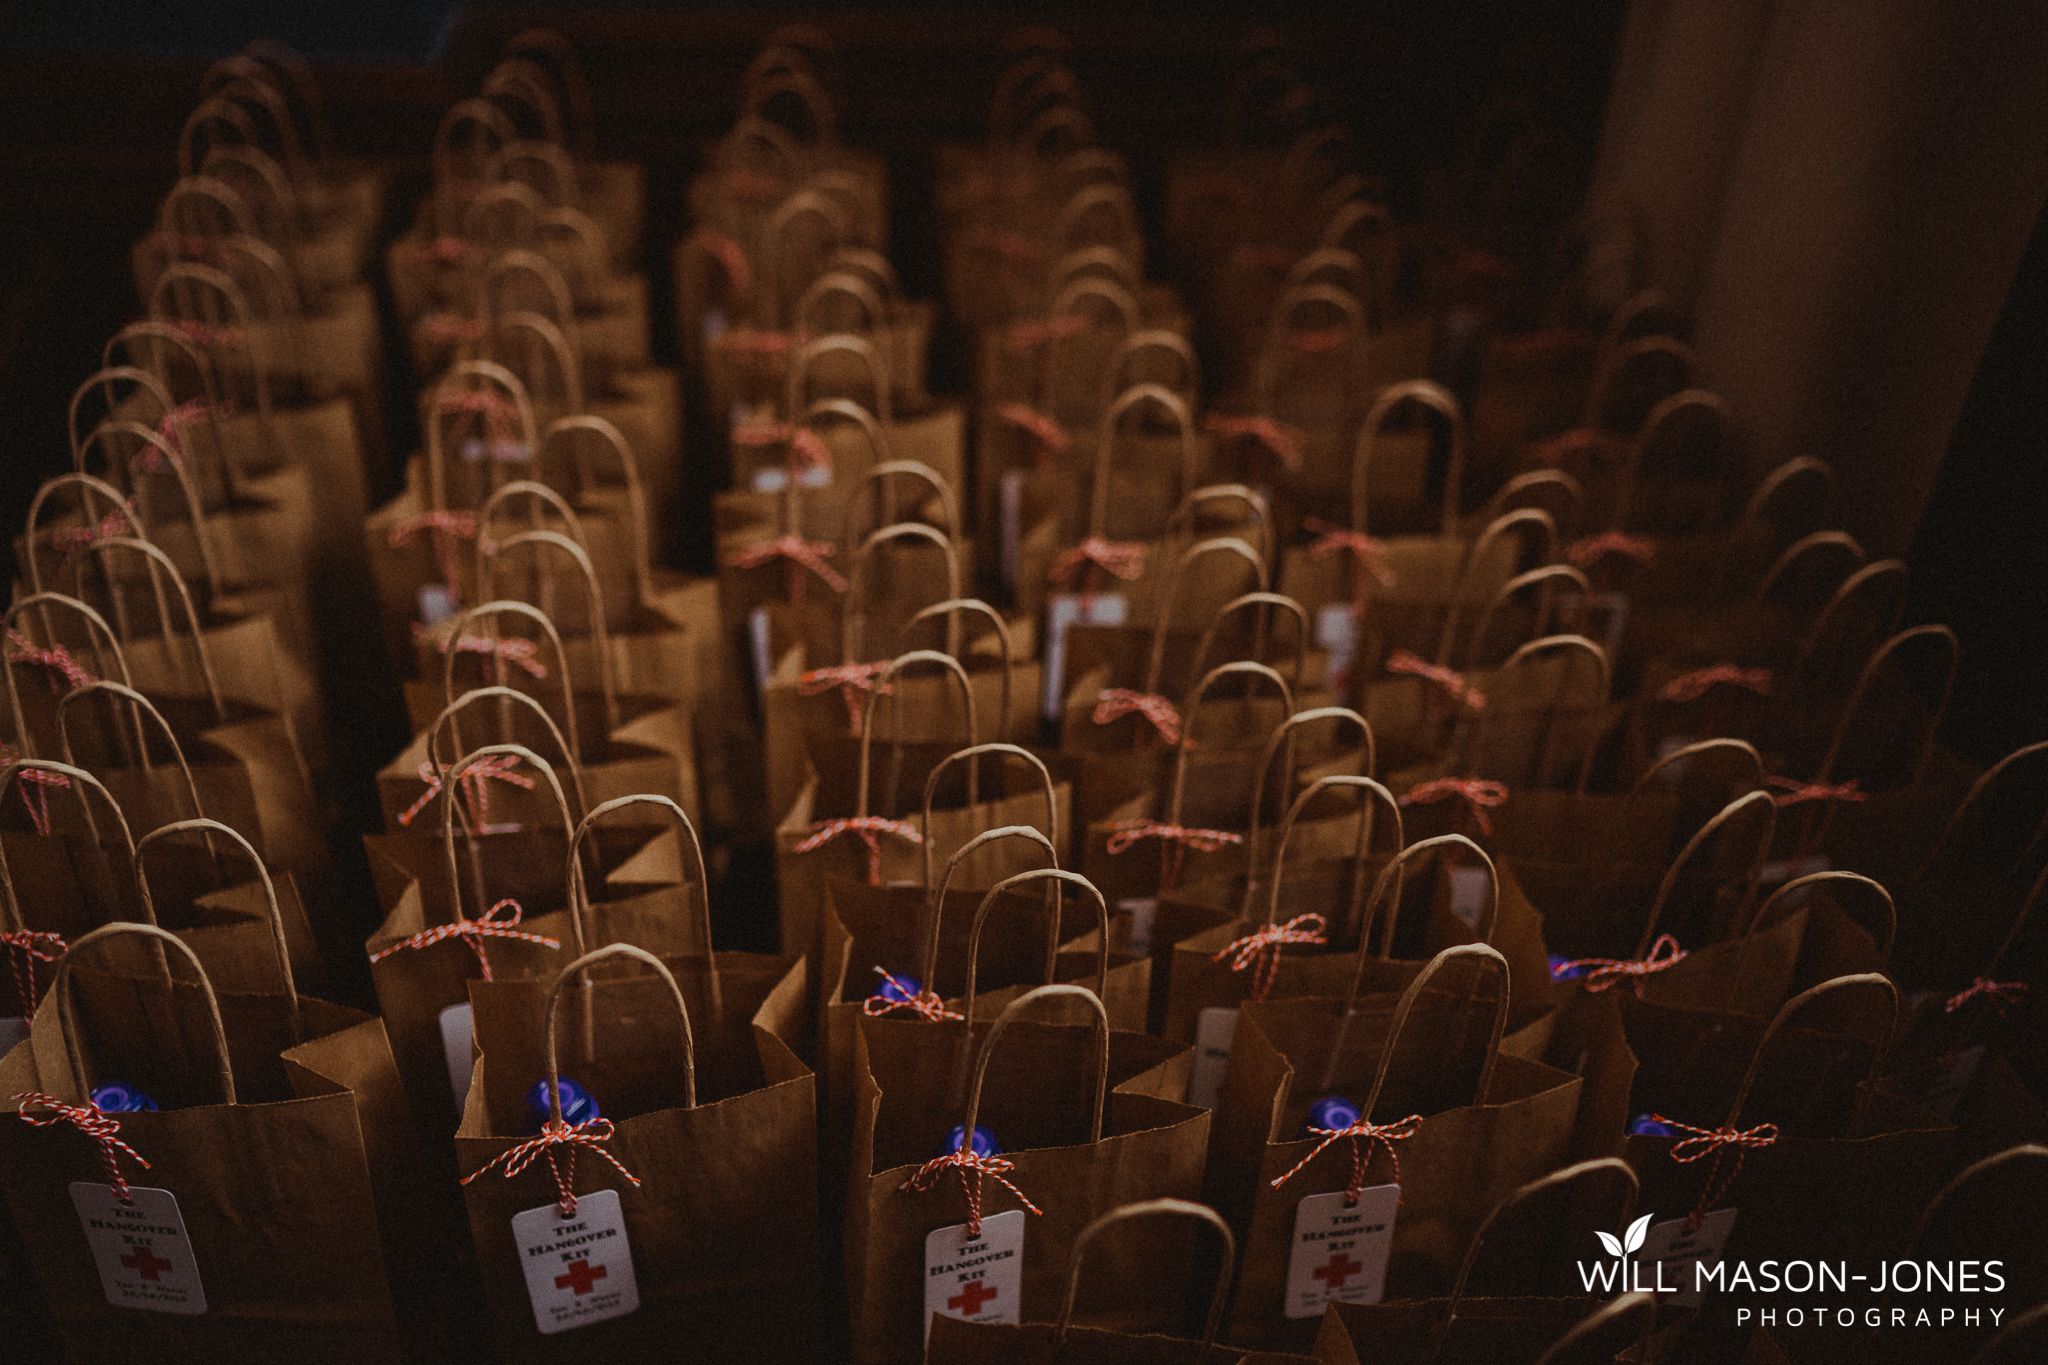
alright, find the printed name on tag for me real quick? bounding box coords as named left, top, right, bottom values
left=748, top=607, right=775, bottom=702
left=1449, top=866, right=1490, bottom=930
left=924, top=1208, right=1025, bottom=1342
left=1189, top=1007, right=1240, bottom=1111
left=72, top=1182, right=206, bottom=1315
left=1585, top=591, right=1630, bottom=654
left=0, top=1015, right=29, bottom=1054
left=1922, top=1044, right=1985, bottom=1123
left=1284, top=1185, right=1399, bottom=1318
left=1042, top=592, right=1127, bottom=720
left=512, top=1188, right=640, bottom=1334
left=440, top=1002, right=476, bottom=1108
left=1000, top=469, right=1028, bottom=592
left=1635, top=1208, right=1737, bottom=1309
left=1315, top=605, right=1360, bottom=689
left=1118, top=897, right=1157, bottom=958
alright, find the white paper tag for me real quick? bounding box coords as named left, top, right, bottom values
left=71, top=1182, right=206, bottom=1315
left=1283, top=1184, right=1399, bottom=1317
left=1042, top=592, right=1127, bottom=720
left=417, top=584, right=458, bottom=628
left=750, top=464, right=834, bottom=494
left=440, top=1002, right=476, bottom=1108
left=1189, top=1007, right=1240, bottom=1111
left=923, top=1208, right=1025, bottom=1342
left=748, top=607, right=775, bottom=701
left=461, top=438, right=531, bottom=464
left=1316, top=604, right=1360, bottom=689
left=1585, top=591, right=1630, bottom=653
left=1450, top=866, right=1490, bottom=930
left=1757, top=854, right=1829, bottom=891
left=1000, top=469, right=1028, bottom=592
left=1635, top=1207, right=1737, bottom=1309
left=512, top=1188, right=640, bottom=1334
left=0, top=1015, right=29, bottom=1054
left=1922, top=1044, right=1985, bottom=1123
left=1118, top=897, right=1157, bottom=957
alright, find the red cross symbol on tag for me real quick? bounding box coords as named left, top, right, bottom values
left=924, top=1208, right=1025, bottom=1341
left=121, top=1245, right=173, bottom=1282
left=948, top=1279, right=999, bottom=1314
left=1313, top=1250, right=1362, bottom=1289
left=555, top=1258, right=607, bottom=1296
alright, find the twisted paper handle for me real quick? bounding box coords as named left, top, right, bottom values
left=1399, top=777, right=1508, bottom=835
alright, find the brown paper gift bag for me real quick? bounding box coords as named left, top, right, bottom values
left=1621, top=974, right=1953, bottom=1271
left=846, top=983, right=1207, bottom=1365
left=455, top=941, right=818, bottom=1362
left=1310, top=1157, right=1640, bottom=1365
left=0, top=921, right=408, bottom=1361
left=1354, top=508, right=1559, bottom=694
left=925, top=1198, right=1322, bottom=1365
left=364, top=744, right=688, bottom=1144
left=776, top=651, right=1073, bottom=964
left=1210, top=944, right=1582, bottom=1350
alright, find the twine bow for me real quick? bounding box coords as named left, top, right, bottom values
left=794, top=816, right=923, bottom=884
left=388, top=509, right=479, bottom=591
left=798, top=660, right=893, bottom=732
left=1002, top=315, right=1088, bottom=353
left=1654, top=1115, right=1779, bottom=1231
left=1214, top=913, right=1328, bottom=1002
left=1205, top=414, right=1303, bottom=470
left=47, top=506, right=140, bottom=576
left=397, top=754, right=536, bottom=831
left=1527, top=428, right=1628, bottom=470
left=1272, top=1112, right=1425, bottom=1206
left=1661, top=665, right=1773, bottom=704
left=369, top=898, right=559, bottom=982
left=1304, top=517, right=1396, bottom=621
left=403, top=235, right=474, bottom=267
left=15, top=1092, right=151, bottom=1203
left=1091, top=688, right=1181, bottom=745
left=1105, top=820, right=1242, bottom=894
left=902, top=1144, right=1042, bottom=1238
left=996, top=403, right=1069, bottom=462
left=422, top=312, right=484, bottom=344
left=2, top=929, right=63, bottom=1019
left=692, top=230, right=753, bottom=299
left=1284, top=325, right=1351, bottom=354
left=723, top=533, right=848, bottom=601
left=1766, top=776, right=1866, bottom=808
left=861, top=967, right=962, bottom=1023
left=1552, top=934, right=1689, bottom=997
left=732, top=421, right=833, bottom=473
left=152, top=398, right=222, bottom=463
left=1567, top=532, right=1658, bottom=571
left=461, top=1115, right=639, bottom=1219
left=166, top=320, right=243, bottom=350
left=418, top=624, right=548, bottom=680
left=1399, top=777, right=1509, bottom=835
left=1049, top=535, right=1147, bottom=591
left=6, top=629, right=94, bottom=694
left=12, top=767, right=73, bottom=837
left=722, top=330, right=793, bottom=369
left=1946, top=977, right=2027, bottom=1017
left=1386, top=650, right=1487, bottom=712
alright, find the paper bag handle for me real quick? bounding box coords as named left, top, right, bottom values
left=480, top=530, right=622, bottom=736
left=852, top=460, right=961, bottom=548
left=1457, top=634, right=1609, bottom=787
left=1190, top=592, right=1308, bottom=695
left=1053, top=1198, right=1237, bottom=1353
left=65, top=367, right=174, bottom=471
left=1354, top=381, right=1466, bottom=538
left=1463, top=565, right=1591, bottom=673
left=1634, top=789, right=1775, bottom=958
left=1358, top=834, right=1498, bottom=962
left=1753, top=530, right=1866, bottom=604
left=1580, top=334, right=1693, bottom=431
left=958, top=982, right=1108, bottom=1145
left=57, top=680, right=208, bottom=811
left=1433, top=508, right=1559, bottom=666
left=1162, top=661, right=1295, bottom=833
left=1348, top=941, right=1510, bottom=1115
left=1260, top=775, right=1403, bottom=940
left=436, top=741, right=580, bottom=942
left=1088, top=383, right=1198, bottom=540
left=1905, top=738, right=2048, bottom=905
left=540, top=415, right=658, bottom=602
left=543, top=943, right=695, bottom=1117
left=1610, top=390, right=1731, bottom=534
left=0, top=759, right=141, bottom=932
left=424, top=361, right=540, bottom=515
left=1141, top=536, right=1268, bottom=698
left=1596, top=737, right=1764, bottom=869
left=1907, top=1144, right=2048, bottom=1259
left=423, top=685, right=587, bottom=832
left=856, top=650, right=976, bottom=819
left=1724, top=972, right=1897, bottom=1136
left=1426, top=1158, right=1640, bottom=1362
left=51, top=922, right=237, bottom=1106
left=1245, top=706, right=1377, bottom=881
left=1531, top=1290, right=1659, bottom=1365
left=25, top=474, right=148, bottom=598
left=484, top=309, right=584, bottom=413
left=1039, top=277, right=1141, bottom=408
left=5, top=591, right=139, bottom=762
left=921, top=744, right=1059, bottom=889
left=787, top=334, right=892, bottom=425
left=439, top=599, right=586, bottom=763
left=961, top=868, right=1107, bottom=1016
left=65, top=537, right=227, bottom=722
left=73, top=420, right=225, bottom=600
left=1166, top=486, right=1273, bottom=570
left=1812, top=624, right=1957, bottom=788
left=477, top=480, right=589, bottom=557
left=902, top=599, right=1014, bottom=736
left=795, top=269, right=887, bottom=341
left=1101, top=329, right=1200, bottom=410
left=842, top=522, right=960, bottom=667
left=135, top=818, right=297, bottom=1038
left=568, top=793, right=719, bottom=1018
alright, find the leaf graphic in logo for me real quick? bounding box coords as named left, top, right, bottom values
left=1623, top=1214, right=1652, bottom=1256
left=1595, top=1230, right=1623, bottom=1258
